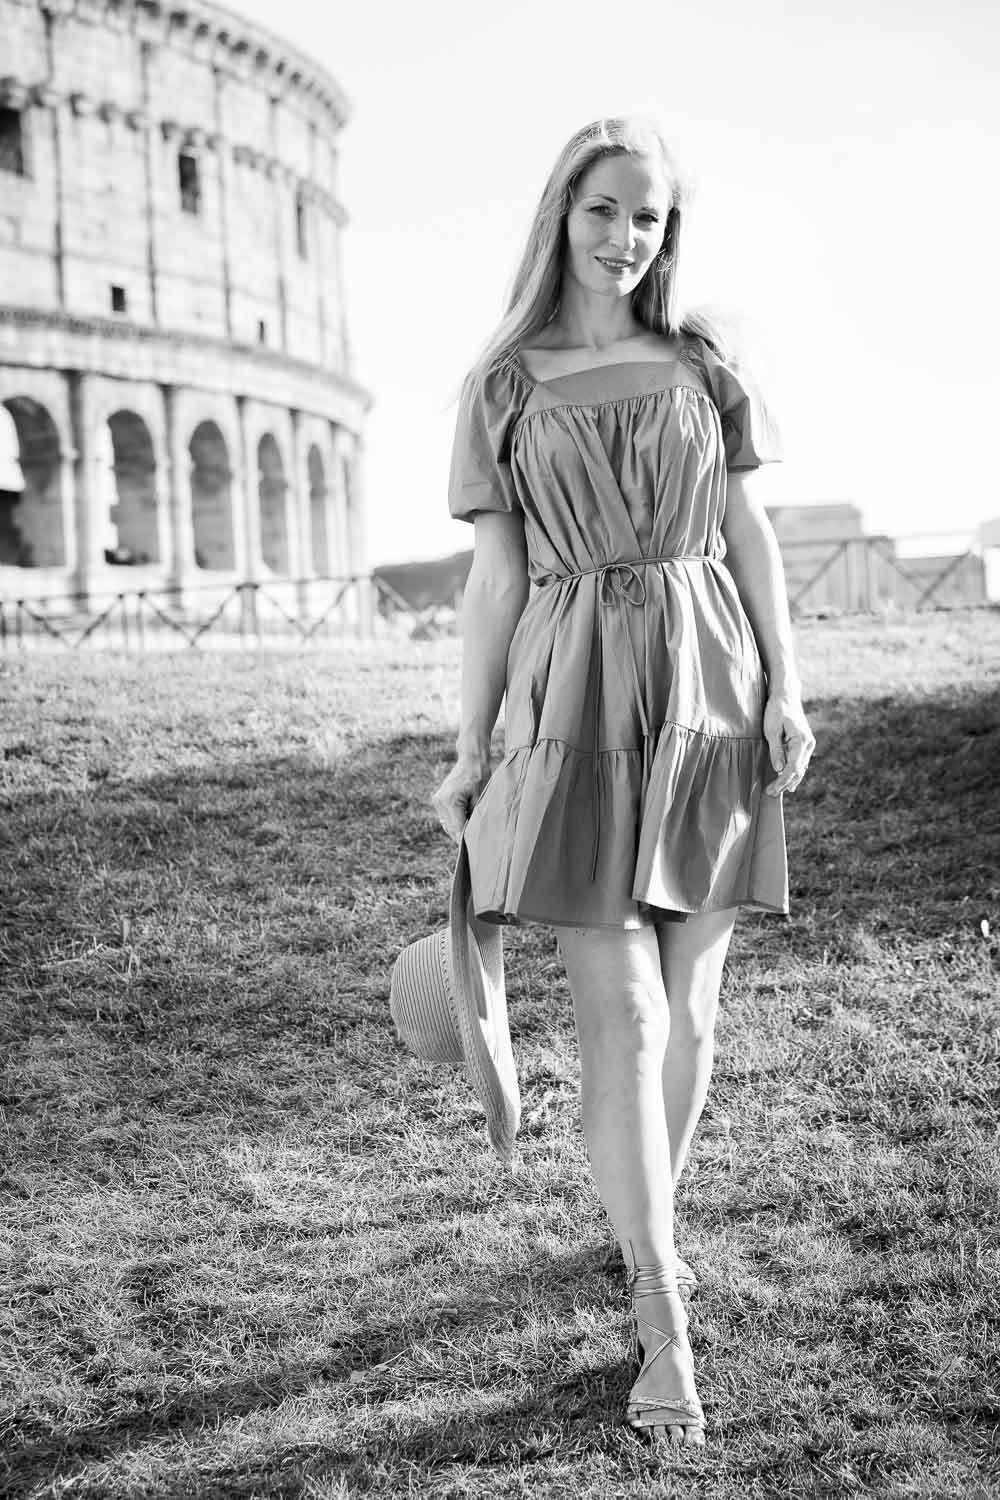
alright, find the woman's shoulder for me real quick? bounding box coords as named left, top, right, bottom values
left=462, top=352, right=534, bottom=413
left=678, top=326, right=782, bottom=465
left=454, top=354, right=533, bottom=462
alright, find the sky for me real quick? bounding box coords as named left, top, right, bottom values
left=231, top=0, right=1000, bottom=567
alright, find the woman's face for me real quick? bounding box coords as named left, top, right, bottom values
left=563, top=152, right=672, bottom=303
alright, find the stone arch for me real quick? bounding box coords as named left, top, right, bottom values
left=189, top=420, right=235, bottom=570
left=307, top=443, right=328, bottom=573
left=102, top=410, right=159, bottom=565
left=0, top=397, right=64, bottom=567
left=258, top=433, right=289, bottom=574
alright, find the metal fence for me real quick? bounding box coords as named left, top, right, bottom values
left=0, top=573, right=382, bottom=652
left=780, top=535, right=988, bottom=616
left=0, top=534, right=992, bottom=651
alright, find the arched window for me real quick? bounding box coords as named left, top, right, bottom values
left=102, top=411, right=158, bottom=565
left=258, top=435, right=289, bottom=573
left=0, top=398, right=63, bottom=567
left=190, top=421, right=235, bottom=570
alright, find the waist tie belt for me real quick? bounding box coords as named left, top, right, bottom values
left=537, top=555, right=711, bottom=882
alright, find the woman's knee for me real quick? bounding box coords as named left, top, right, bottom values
left=557, top=925, right=669, bottom=1055
left=656, top=909, right=735, bottom=1043
left=666, top=984, right=720, bottom=1047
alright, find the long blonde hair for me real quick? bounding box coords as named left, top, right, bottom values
left=467, top=116, right=736, bottom=396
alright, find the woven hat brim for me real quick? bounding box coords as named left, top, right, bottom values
left=389, top=929, right=464, bottom=1065
left=447, top=833, right=520, bottom=1159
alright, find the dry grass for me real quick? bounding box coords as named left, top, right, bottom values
left=1, top=608, right=998, bottom=1499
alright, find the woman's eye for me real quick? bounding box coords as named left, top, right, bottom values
left=587, top=206, right=658, bottom=224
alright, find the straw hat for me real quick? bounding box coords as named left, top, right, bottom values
left=389, top=833, right=520, bottom=1160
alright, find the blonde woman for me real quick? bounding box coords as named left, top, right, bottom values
left=432, top=116, right=814, bottom=1448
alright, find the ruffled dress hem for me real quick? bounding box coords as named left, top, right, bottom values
left=462, top=718, right=790, bottom=931
left=470, top=897, right=791, bottom=932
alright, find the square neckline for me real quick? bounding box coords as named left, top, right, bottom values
left=513, top=349, right=696, bottom=390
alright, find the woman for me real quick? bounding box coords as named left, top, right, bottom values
left=431, top=116, right=814, bottom=1448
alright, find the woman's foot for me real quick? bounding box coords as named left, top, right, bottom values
left=624, top=1248, right=706, bottom=1447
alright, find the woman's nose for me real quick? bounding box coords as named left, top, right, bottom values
left=609, top=217, right=638, bottom=251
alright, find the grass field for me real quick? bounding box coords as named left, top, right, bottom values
left=2, top=608, right=999, bottom=1500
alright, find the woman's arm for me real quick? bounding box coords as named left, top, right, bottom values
left=721, top=469, right=799, bottom=693
left=433, top=510, right=530, bottom=840
left=721, top=470, right=815, bottom=796
left=456, top=509, right=531, bottom=764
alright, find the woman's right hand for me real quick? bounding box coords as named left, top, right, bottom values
left=431, top=755, right=491, bottom=844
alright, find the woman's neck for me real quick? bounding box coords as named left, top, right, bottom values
left=545, top=283, right=643, bottom=351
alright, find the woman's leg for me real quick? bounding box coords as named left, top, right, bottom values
left=656, top=909, right=738, bottom=1189
left=556, top=923, right=675, bottom=1265
left=556, top=923, right=702, bottom=1444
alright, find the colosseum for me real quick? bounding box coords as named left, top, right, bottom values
left=0, top=0, right=371, bottom=626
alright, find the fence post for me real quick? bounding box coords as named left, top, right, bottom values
left=355, top=573, right=374, bottom=639
left=238, top=582, right=254, bottom=644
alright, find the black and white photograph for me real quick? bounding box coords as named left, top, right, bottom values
left=1, top=0, right=998, bottom=1494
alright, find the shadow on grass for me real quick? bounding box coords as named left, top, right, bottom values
left=2, top=682, right=998, bottom=1493
left=7, top=1375, right=628, bottom=1497
left=5, top=677, right=997, bottom=989
left=5, top=1242, right=632, bottom=1495
left=2, top=682, right=996, bottom=1162
left=3, top=683, right=997, bottom=1084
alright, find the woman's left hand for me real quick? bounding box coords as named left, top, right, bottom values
left=763, top=691, right=815, bottom=796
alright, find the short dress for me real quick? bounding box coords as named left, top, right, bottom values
left=447, top=334, right=789, bottom=930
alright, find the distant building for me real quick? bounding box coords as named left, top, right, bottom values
left=765, top=503, right=986, bottom=613
left=0, top=0, right=371, bottom=607
left=764, top=503, right=886, bottom=612
left=375, top=500, right=991, bottom=628
left=765, top=503, right=866, bottom=542
left=373, top=550, right=473, bottom=616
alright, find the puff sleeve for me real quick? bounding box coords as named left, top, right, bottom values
left=689, top=337, right=782, bottom=471
left=448, top=363, right=526, bottom=522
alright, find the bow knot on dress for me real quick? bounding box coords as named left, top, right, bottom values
left=598, top=560, right=648, bottom=608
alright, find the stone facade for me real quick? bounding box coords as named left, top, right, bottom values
left=0, top=0, right=371, bottom=609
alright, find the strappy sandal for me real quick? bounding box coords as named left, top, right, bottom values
left=605, top=1247, right=700, bottom=1301
left=622, top=1239, right=706, bottom=1446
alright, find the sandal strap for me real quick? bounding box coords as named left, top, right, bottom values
left=629, top=1394, right=704, bottom=1418
left=627, top=1260, right=680, bottom=1298
left=635, top=1324, right=683, bottom=1358
left=628, top=1396, right=705, bottom=1429
left=632, top=1285, right=688, bottom=1361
